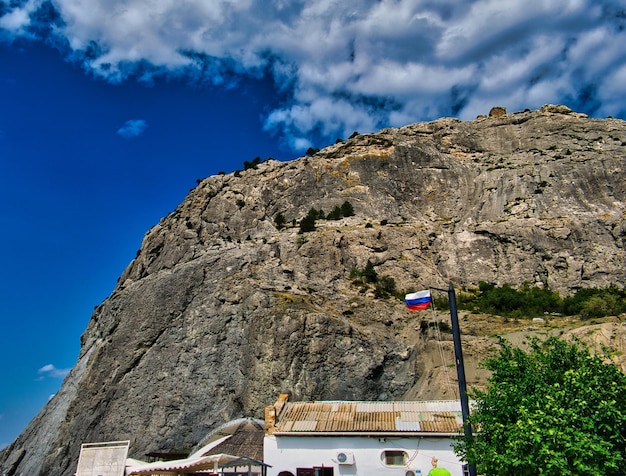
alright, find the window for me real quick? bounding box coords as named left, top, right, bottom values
left=382, top=450, right=408, bottom=466
left=297, top=468, right=332, bottom=476
left=314, top=468, right=333, bottom=476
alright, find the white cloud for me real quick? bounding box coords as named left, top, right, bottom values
left=598, top=63, right=626, bottom=117
left=37, top=364, right=70, bottom=379
left=0, top=0, right=40, bottom=37
left=117, top=119, right=148, bottom=138
left=569, top=26, right=626, bottom=87
left=265, top=96, right=380, bottom=149
left=437, top=0, right=593, bottom=62
left=478, top=36, right=567, bottom=95
left=353, top=61, right=476, bottom=96
left=1, top=0, right=625, bottom=149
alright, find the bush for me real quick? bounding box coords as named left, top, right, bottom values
left=562, top=285, right=626, bottom=318
left=350, top=260, right=378, bottom=284
left=375, top=275, right=396, bottom=298
left=479, top=283, right=524, bottom=315
left=581, top=295, right=616, bottom=319
left=458, top=282, right=625, bottom=318
left=243, top=157, right=261, bottom=170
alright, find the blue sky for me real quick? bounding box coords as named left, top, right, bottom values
left=1, top=0, right=625, bottom=449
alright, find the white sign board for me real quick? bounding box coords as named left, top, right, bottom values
left=76, top=440, right=130, bottom=476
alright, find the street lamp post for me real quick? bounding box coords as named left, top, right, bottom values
left=433, top=284, right=476, bottom=476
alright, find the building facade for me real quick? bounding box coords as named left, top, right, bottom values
left=264, top=394, right=468, bottom=476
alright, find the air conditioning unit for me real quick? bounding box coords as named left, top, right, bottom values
left=335, top=451, right=355, bottom=465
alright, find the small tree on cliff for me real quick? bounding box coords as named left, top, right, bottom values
left=274, top=212, right=286, bottom=229
left=362, top=260, right=378, bottom=283
left=453, top=337, right=626, bottom=475
left=340, top=200, right=355, bottom=217
left=299, top=208, right=318, bottom=233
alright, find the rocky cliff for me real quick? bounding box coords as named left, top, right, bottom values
left=2, top=105, right=625, bottom=475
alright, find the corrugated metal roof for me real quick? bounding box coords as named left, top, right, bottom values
left=274, top=400, right=463, bottom=434
left=127, top=454, right=239, bottom=475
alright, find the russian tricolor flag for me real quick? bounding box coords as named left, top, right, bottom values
left=405, top=290, right=432, bottom=311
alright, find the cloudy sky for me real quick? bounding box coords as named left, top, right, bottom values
left=1, top=0, right=625, bottom=449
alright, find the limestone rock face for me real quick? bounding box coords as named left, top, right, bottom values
left=2, top=106, right=625, bottom=475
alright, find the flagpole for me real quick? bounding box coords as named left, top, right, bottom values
left=431, top=284, right=477, bottom=476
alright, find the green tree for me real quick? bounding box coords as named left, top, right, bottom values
left=274, top=212, right=286, bottom=229
left=467, top=282, right=561, bottom=317
left=362, top=260, right=378, bottom=283
left=327, top=205, right=342, bottom=220
left=374, top=275, right=396, bottom=298
left=453, top=337, right=626, bottom=475
left=243, top=156, right=261, bottom=170
left=562, top=285, right=626, bottom=318
left=520, top=283, right=561, bottom=316
left=299, top=208, right=318, bottom=233
left=309, top=208, right=323, bottom=220
left=478, top=283, right=523, bottom=314
left=340, top=200, right=355, bottom=217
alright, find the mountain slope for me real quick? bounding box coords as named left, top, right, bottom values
left=2, top=105, right=625, bottom=475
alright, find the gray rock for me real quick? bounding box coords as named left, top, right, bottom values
left=2, top=106, right=624, bottom=475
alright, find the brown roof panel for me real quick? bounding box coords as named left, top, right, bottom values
left=274, top=400, right=464, bottom=435
left=201, top=420, right=265, bottom=461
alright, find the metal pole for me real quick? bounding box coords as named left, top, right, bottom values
left=447, top=283, right=476, bottom=476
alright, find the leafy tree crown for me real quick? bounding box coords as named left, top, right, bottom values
left=454, top=337, right=626, bottom=475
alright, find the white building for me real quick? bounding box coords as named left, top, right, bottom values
left=264, top=394, right=468, bottom=476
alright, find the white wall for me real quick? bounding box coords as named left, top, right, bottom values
left=264, top=435, right=464, bottom=476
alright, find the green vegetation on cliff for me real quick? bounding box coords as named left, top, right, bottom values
left=434, top=282, right=626, bottom=319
